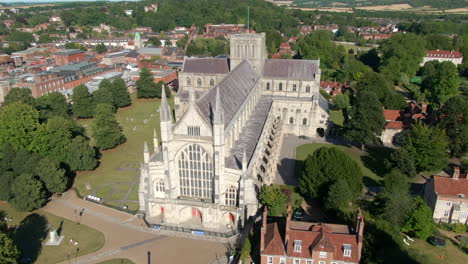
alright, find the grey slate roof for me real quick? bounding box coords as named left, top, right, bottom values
left=182, top=57, right=229, bottom=74
left=262, top=59, right=319, bottom=80
left=52, top=49, right=84, bottom=56
left=138, top=47, right=163, bottom=56
left=196, top=60, right=259, bottom=127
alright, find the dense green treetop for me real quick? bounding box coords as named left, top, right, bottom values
left=438, top=96, right=468, bottom=158
left=2, top=88, right=35, bottom=107
left=0, top=232, right=19, bottom=264
left=0, top=102, right=40, bottom=151
left=402, top=196, right=435, bottom=240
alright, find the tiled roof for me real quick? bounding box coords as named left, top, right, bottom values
left=263, top=59, right=319, bottom=80
left=264, top=222, right=360, bottom=263
left=385, top=121, right=403, bottom=129
left=52, top=49, right=84, bottom=56
left=426, top=50, right=463, bottom=58
left=263, top=223, right=286, bottom=256
left=196, top=60, right=259, bottom=127
left=383, top=109, right=401, bottom=121
left=182, top=57, right=229, bottom=74
left=434, top=176, right=468, bottom=198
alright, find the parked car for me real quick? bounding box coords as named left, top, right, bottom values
left=292, top=208, right=304, bottom=221
left=299, top=135, right=310, bottom=140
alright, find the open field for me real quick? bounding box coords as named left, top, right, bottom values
left=0, top=202, right=105, bottom=264
left=74, top=93, right=173, bottom=212
left=355, top=4, right=413, bottom=11
left=296, top=143, right=388, bottom=186
left=329, top=109, right=345, bottom=127
left=0, top=4, right=54, bottom=9
left=405, top=233, right=468, bottom=264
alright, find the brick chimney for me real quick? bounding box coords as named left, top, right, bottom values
left=260, top=206, right=267, bottom=252
left=453, top=167, right=460, bottom=180
left=356, top=208, right=365, bottom=262
left=285, top=204, right=292, bottom=245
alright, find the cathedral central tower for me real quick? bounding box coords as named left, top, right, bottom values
left=229, top=33, right=267, bottom=74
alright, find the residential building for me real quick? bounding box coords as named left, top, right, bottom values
left=422, top=50, right=463, bottom=66
left=102, top=50, right=130, bottom=66
left=260, top=206, right=364, bottom=264
left=15, top=72, right=66, bottom=98
left=52, top=49, right=86, bottom=66
left=424, top=167, right=468, bottom=224
left=138, top=33, right=329, bottom=234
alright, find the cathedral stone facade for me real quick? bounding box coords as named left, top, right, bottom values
left=139, top=33, right=329, bottom=233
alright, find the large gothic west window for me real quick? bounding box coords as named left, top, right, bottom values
left=178, top=144, right=213, bottom=199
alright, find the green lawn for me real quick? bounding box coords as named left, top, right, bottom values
left=296, top=143, right=389, bottom=186
left=334, top=42, right=371, bottom=53
left=405, top=235, right=468, bottom=264
left=0, top=202, right=105, bottom=264
left=329, top=110, right=344, bottom=127
left=97, top=259, right=135, bottom=264
left=74, top=94, right=174, bottom=212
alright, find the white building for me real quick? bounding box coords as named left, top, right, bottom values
left=422, top=50, right=463, bottom=66
left=424, top=167, right=468, bottom=224
left=138, top=33, right=329, bottom=234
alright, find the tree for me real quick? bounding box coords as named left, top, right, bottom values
left=65, top=136, right=97, bottom=171
left=386, top=148, right=416, bottom=178
left=92, top=104, right=125, bottom=150
left=354, top=72, right=406, bottom=110
left=10, top=174, right=46, bottom=212
left=258, top=185, right=288, bottom=216
left=93, top=79, right=115, bottom=108
left=402, top=197, right=435, bottom=240
left=95, top=43, right=107, bottom=54
left=0, top=232, right=20, bottom=264
left=0, top=102, right=41, bottom=151
left=7, top=31, right=34, bottom=43
left=0, top=171, right=15, bottom=201
left=299, top=147, right=363, bottom=200
left=334, top=56, right=372, bottom=82
left=345, top=91, right=385, bottom=146
left=379, top=33, right=426, bottom=82
left=380, top=170, right=414, bottom=227
left=358, top=48, right=380, bottom=71
left=136, top=67, right=158, bottom=98
left=35, top=92, right=69, bottom=120
left=325, top=178, right=353, bottom=213
left=402, top=123, right=449, bottom=172
left=111, top=78, right=131, bottom=107
left=147, top=37, right=161, bottom=47
left=176, top=34, right=189, bottom=49
left=428, top=61, right=461, bottom=105
left=438, top=96, right=467, bottom=158
left=3, top=87, right=35, bottom=106
left=332, top=94, right=350, bottom=110
left=72, top=85, right=94, bottom=118
left=36, top=158, right=67, bottom=194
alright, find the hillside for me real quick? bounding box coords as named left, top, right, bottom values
left=292, top=0, right=468, bottom=10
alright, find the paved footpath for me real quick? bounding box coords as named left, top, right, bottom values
left=43, top=192, right=227, bottom=264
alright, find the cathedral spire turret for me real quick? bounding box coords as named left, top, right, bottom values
left=242, top=149, right=248, bottom=173
left=143, top=141, right=150, bottom=163
left=160, top=86, right=172, bottom=122
left=189, top=85, right=195, bottom=104
left=153, top=128, right=159, bottom=152
left=214, top=87, right=224, bottom=125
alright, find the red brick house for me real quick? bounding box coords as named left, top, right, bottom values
left=260, top=207, right=364, bottom=264
left=52, top=49, right=86, bottom=66
left=320, top=81, right=349, bottom=97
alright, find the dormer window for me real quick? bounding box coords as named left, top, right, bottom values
left=294, top=240, right=302, bottom=252
left=343, top=244, right=352, bottom=257
left=319, top=251, right=327, bottom=258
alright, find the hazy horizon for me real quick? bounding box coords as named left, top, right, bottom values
left=0, top=0, right=142, bottom=3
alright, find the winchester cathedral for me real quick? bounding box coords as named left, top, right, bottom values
left=138, top=33, right=329, bottom=233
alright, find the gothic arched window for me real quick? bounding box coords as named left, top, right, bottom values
left=178, top=144, right=213, bottom=199
left=266, top=82, right=270, bottom=90
left=302, top=118, right=307, bottom=125
left=186, top=77, right=191, bottom=86
left=279, top=83, right=283, bottom=91
left=210, top=79, right=214, bottom=86
left=225, top=186, right=237, bottom=206
left=306, top=85, right=311, bottom=93
left=293, top=84, right=297, bottom=92
left=197, top=78, right=202, bottom=86
left=155, top=179, right=165, bottom=193
left=289, top=117, right=294, bottom=124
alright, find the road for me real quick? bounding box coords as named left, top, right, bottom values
left=42, top=192, right=227, bottom=264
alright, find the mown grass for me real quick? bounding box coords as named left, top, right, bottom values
left=97, top=258, right=135, bottom=264
left=73, top=94, right=174, bottom=211
left=0, top=202, right=105, bottom=264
